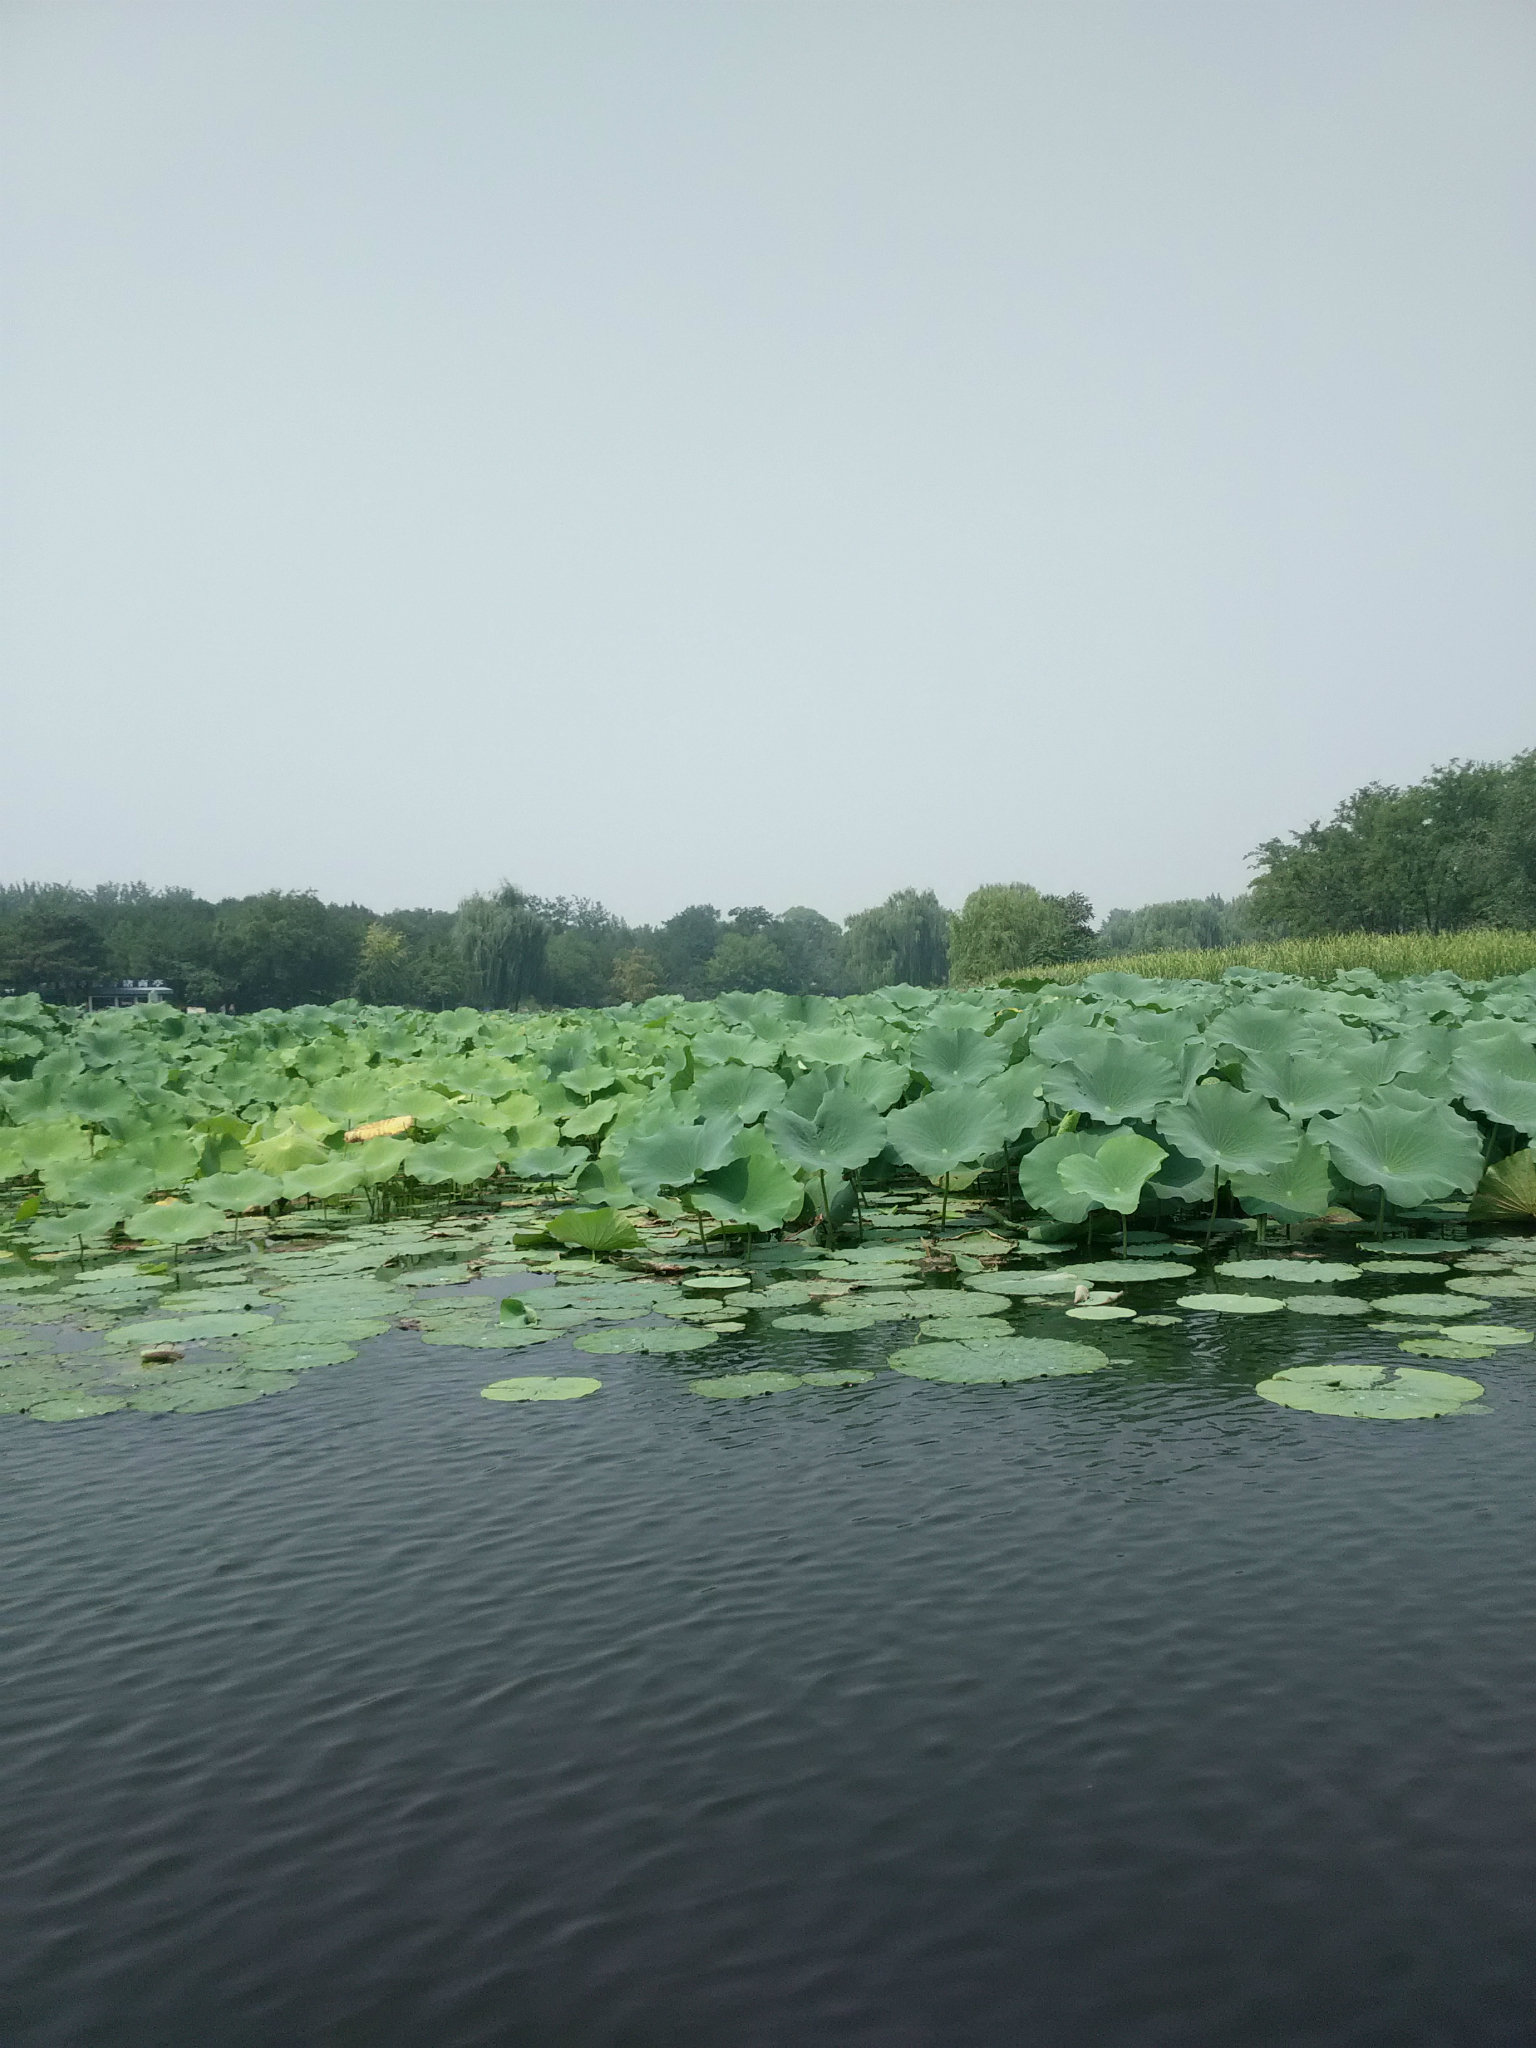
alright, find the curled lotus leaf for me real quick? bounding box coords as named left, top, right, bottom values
left=889, top=1335, right=1110, bottom=1382
left=1256, top=1362, right=1483, bottom=1419
left=1057, top=1130, right=1168, bottom=1215
left=1016, top=1130, right=1102, bottom=1224
left=544, top=1207, right=644, bottom=1253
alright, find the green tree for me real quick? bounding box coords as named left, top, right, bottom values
left=212, top=891, right=369, bottom=1008
left=948, top=884, right=1094, bottom=983
left=454, top=885, right=550, bottom=1009
left=1095, top=894, right=1255, bottom=955
left=0, top=905, right=106, bottom=1001
left=610, top=948, right=662, bottom=1003
left=775, top=906, right=848, bottom=994
left=704, top=930, right=787, bottom=994
left=352, top=922, right=414, bottom=1003
left=843, top=888, right=950, bottom=992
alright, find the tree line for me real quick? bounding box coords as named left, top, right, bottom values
left=2, top=750, right=1529, bottom=1006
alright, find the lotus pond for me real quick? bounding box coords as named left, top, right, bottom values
left=5, top=971, right=1536, bottom=2038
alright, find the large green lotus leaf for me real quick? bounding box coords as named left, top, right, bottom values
left=1015, top=1130, right=1100, bottom=1223
left=281, top=1156, right=369, bottom=1201
left=1320, top=1102, right=1484, bottom=1207
left=1445, top=1274, right=1536, bottom=1298
left=126, top=1201, right=229, bottom=1247
left=908, top=1027, right=1008, bottom=1091
left=1227, top=1134, right=1333, bottom=1223
left=787, top=1028, right=876, bottom=1068
left=481, top=1375, right=600, bottom=1401
left=1214, top=1258, right=1362, bottom=1284
left=766, top=1086, right=887, bottom=1177
left=27, top=1203, right=125, bottom=1247
left=1046, top=1039, right=1181, bottom=1126
left=693, top=1131, right=805, bottom=1232
left=1468, top=1149, right=1536, bottom=1222
left=623, top=1116, right=740, bottom=1195
left=404, top=1138, right=502, bottom=1188
left=1057, top=1130, right=1167, bottom=1216
left=1256, top=1362, right=1482, bottom=1419
left=884, top=1089, right=1006, bottom=1180
left=894, top=1289, right=1007, bottom=1317
left=977, top=1063, right=1050, bottom=1141
left=195, top=1169, right=284, bottom=1213
left=691, top=1064, right=787, bottom=1123
left=1175, top=1293, right=1286, bottom=1315
left=1240, top=1050, right=1363, bottom=1120
left=1370, top=1293, right=1485, bottom=1319
left=889, top=1335, right=1109, bottom=1382
left=556, top=1098, right=619, bottom=1140
left=246, top=1128, right=330, bottom=1176
left=1060, top=1259, right=1195, bottom=1284
left=1214, top=1004, right=1304, bottom=1058
left=510, top=1143, right=587, bottom=1180
left=15, top=1119, right=93, bottom=1169
left=690, top=1371, right=804, bottom=1398
left=1155, top=1083, right=1300, bottom=1177
left=841, top=1059, right=910, bottom=1115
left=310, top=1074, right=398, bottom=1125
left=1452, top=1044, right=1536, bottom=1136
left=544, top=1207, right=644, bottom=1253
left=52, top=1155, right=157, bottom=1207
left=1332, top=1039, right=1418, bottom=1094
left=573, top=1325, right=720, bottom=1354
left=349, top=1135, right=414, bottom=1185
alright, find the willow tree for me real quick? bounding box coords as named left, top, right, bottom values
left=454, top=885, right=549, bottom=1009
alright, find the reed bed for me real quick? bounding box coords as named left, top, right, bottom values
left=998, top=929, right=1536, bottom=990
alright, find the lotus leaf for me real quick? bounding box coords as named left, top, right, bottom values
left=690, top=1371, right=803, bottom=1397
left=1015, top=1130, right=1102, bottom=1223
left=765, top=1086, right=888, bottom=1177
left=573, top=1325, right=719, bottom=1354
left=126, top=1203, right=228, bottom=1248
left=799, top=1369, right=877, bottom=1387
left=884, top=1089, right=1007, bottom=1181
left=26, top=1394, right=131, bottom=1420
left=1227, top=1135, right=1334, bottom=1223
left=194, top=1169, right=284, bottom=1213
left=1175, top=1293, right=1286, bottom=1315
left=1283, top=1295, right=1372, bottom=1317
left=1255, top=1362, right=1483, bottom=1419
left=1063, top=1260, right=1195, bottom=1284
left=908, top=1026, right=1008, bottom=1090
left=1469, top=1149, right=1536, bottom=1223
left=692, top=1131, right=805, bottom=1233
left=622, top=1117, right=740, bottom=1195
left=1057, top=1130, right=1168, bottom=1215
left=1047, top=1038, right=1181, bottom=1125
left=965, top=1270, right=1081, bottom=1296
left=888, top=1336, right=1110, bottom=1382
left=1445, top=1274, right=1536, bottom=1298
left=691, top=1065, right=787, bottom=1123
left=1456, top=1325, right=1533, bottom=1347
left=544, top=1207, right=643, bottom=1253
left=1213, top=1260, right=1361, bottom=1284
left=480, top=1376, right=601, bottom=1400
left=1321, top=1102, right=1484, bottom=1208
left=1370, top=1294, right=1486, bottom=1319
left=1066, top=1304, right=1136, bottom=1320
left=1239, top=1049, right=1363, bottom=1120
left=1396, top=1337, right=1498, bottom=1360
left=919, top=1316, right=1013, bottom=1338
left=1155, top=1083, right=1300, bottom=1178
left=246, top=1128, right=330, bottom=1176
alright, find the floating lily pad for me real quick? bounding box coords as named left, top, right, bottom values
left=1175, top=1294, right=1286, bottom=1315
left=1214, top=1260, right=1362, bottom=1284
left=25, top=1394, right=131, bottom=1420
left=1067, top=1261, right=1195, bottom=1284
left=1283, top=1295, right=1373, bottom=1317
left=1066, top=1304, right=1136, bottom=1321
left=1446, top=1275, right=1536, bottom=1298
left=573, top=1325, right=719, bottom=1354
left=690, top=1371, right=803, bottom=1397
left=679, top=1273, right=752, bottom=1293
left=1396, top=1337, right=1498, bottom=1360
left=1255, top=1363, right=1483, bottom=1419
left=1353, top=1240, right=1459, bottom=1256
left=918, top=1317, right=1012, bottom=1340
left=1455, top=1325, right=1533, bottom=1347
left=964, top=1272, right=1081, bottom=1296
left=480, top=1376, right=601, bottom=1401
left=799, top=1369, right=877, bottom=1387
left=235, top=1339, right=359, bottom=1368
left=888, top=1336, right=1109, bottom=1383
left=107, top=1313, right=275, bottom=1347
left=1370, top=1294, right=1486, bottom=1319
left=1359, top=1260, right=1449, bottom=1276
left=1135, top=1314, right=1183, bottom=1327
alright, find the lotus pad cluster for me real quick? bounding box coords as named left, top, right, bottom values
left=1, top=970, right=1534, bottom=1422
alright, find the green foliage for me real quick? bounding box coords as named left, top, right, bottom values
left=949, top=884, right=1094, bottom=984
left=843, top=889, right=951, bottom=993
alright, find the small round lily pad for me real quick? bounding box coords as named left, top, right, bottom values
left=1397, top=1338, right=1497, bottom=1360
left=1135, top=1314, right=1184, bottom=1328
left=1456, top=1325, right=1533, bottom=1347
left=1066, top=1304, right=1136, bottom=1321
left=1176, top=1294, right=1285, bottom=1316
left=574, top=1325, right=719, bottom=1354
left=690, top=1371, right=803, bottom=1397
left=1446, top=1275, right=1536, bottom=1299
left=480, top=1376, right=601, bottom=1400
left=1256, top=1363, right=1483, bottom=1419
left=1214, top=1260, right=1362, bottom=1285
left=25, top=1394, right=130, bottom=1421
left=799, top=1369, right=877, bottom=1387
left=679, top=1274, right=752, bottom=1293
left=919, top=1317, right=1012, bottom=1340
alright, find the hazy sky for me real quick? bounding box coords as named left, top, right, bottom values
left=4, top=2, right=1533, bottom=926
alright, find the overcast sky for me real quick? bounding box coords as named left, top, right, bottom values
left=3, top=1, right=1533, bottom=926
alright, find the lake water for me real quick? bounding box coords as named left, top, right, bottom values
left=5, top=1307, right=1536, bottom=2046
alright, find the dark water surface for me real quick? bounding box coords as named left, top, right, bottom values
left=5, top=1314, right=1536, bottom=2047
